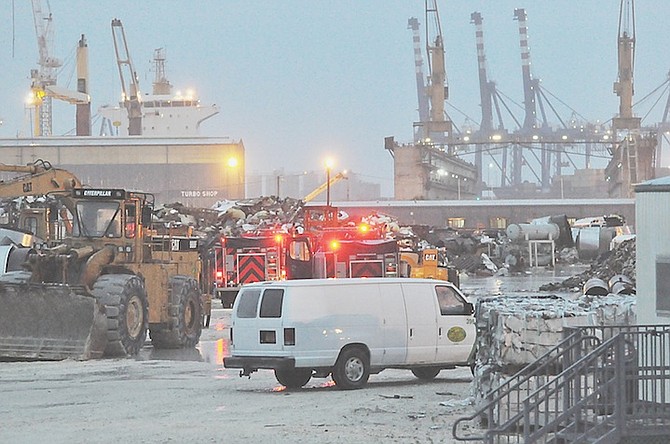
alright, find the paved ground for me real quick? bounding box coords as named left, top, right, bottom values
left=0, top=306, right=481, bottom=444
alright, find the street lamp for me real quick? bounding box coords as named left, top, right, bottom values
left=325, top=158, right=334, bottom=207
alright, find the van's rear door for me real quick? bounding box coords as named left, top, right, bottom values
left=401, top=282, right=438, bottom=364
left=232, top=287, right=286, bottom=354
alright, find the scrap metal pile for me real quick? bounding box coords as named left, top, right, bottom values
left=539, top=237, right=636, bottom=292
left=149, top=197, right=636, bottom=280
left=152, top=197, right=509, bottom=275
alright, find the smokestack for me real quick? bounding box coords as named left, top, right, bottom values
left=76, top=34, right=91, bottom=136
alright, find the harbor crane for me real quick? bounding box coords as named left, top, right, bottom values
left=606, top=0, right=656, bottom=197
left=423, top=0, right=452, bottom=146
left=111, top=19, right=142, bottom=135
left=29, top=1, right=90, bottom=136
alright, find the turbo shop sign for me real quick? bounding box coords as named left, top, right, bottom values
left=180, top=190, right=219, bottom=198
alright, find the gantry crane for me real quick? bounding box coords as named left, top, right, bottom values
left=423, top=0, right=452, bottom=145
left=111, top=19, right=142, bottom=135
left=407, top=17, right=430, bottom=143
left=29, top=1, right=90, bottom=137
left=30, top=0, right=60, bottom=136
left=606, top=0, right=657, bottom=196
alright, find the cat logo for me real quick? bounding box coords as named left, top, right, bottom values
left=423, top=252, right=437, bottom=261
left=23, top=182, right=33, bottom=193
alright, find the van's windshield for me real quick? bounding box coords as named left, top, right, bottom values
left=435, top=285, right=467, bottom=315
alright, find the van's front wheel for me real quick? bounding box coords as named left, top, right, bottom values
left=274, top=368, right=312, bottom=388
left=332, top=347, right=370, bottom=390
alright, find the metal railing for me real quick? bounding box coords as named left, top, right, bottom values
left=453, top=324, right=670, bottom=443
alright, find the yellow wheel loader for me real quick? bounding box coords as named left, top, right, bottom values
left=0, top=187, right=211, bottom=361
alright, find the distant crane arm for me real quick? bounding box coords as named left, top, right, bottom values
left=303, top=172, right=347, bottom=203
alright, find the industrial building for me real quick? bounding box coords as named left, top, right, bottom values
left=0, top=137, right=245, bottom=207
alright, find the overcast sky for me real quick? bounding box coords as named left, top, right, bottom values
left=1, top=1, right=669, bottom=196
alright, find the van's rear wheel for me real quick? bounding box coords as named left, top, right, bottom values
left=332, top=347, right=369, bottom=390
left=411, top=367, right=441, bottom=380
left=274, top=368, right=312, bottom=388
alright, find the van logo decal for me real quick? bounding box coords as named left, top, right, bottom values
left=447, top=326, right=466, bottom=343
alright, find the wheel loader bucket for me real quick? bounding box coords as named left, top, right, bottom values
left=0, top=283, right=108, bottom=361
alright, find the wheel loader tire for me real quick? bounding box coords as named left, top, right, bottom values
left=150, top=276, right=202, bottom=349
left=91, top=274, right=148, bottom=357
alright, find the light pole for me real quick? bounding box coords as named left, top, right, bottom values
left=488, top=163, right=494, bottom=199
left=452, top=174, right=461, bottom=200
left=325, top=158, right=334, bottom=207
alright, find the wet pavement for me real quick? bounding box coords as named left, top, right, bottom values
left=458, top=263, right=589, bottom=300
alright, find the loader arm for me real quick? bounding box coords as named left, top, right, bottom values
left=0, top=160, right=82, bottom=198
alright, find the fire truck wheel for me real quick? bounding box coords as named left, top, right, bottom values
left=332, top=346, right=370, bottom=390
left=150, top=276, right=202, bottom=349
left=274, top=368, right=312, bottom=388
left=92, top=274, right=148, bottom=357
left=411, top=367, right=441, bottom=380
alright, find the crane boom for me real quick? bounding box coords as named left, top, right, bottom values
left=303, top=172, right=347, bottom=203
left=408, top=17, right=430, bottom=142
left=111, top=19, right=142, bottom=135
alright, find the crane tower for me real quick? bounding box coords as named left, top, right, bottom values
left=30, top=0, right=61, bottom=136
left=111, top=19, right=143, bottom=136
left=606, top=0, right=656, bottom=197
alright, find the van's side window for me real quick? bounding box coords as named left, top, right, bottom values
left=237, top=289, right=261, bottom=318
left=435, top=285, right=465, bottom=315
left=260, top=289, right=284, bottom=318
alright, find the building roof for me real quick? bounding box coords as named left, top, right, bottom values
left=0, top=136, right=242, bottom=148
left=634, top=175, right=670, bottom=193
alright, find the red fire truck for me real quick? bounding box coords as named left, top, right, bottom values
left=212, top=232, right=313, bottom=308
left=211, top=205, right=402, bottom=307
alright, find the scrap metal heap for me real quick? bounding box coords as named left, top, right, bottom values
left=146, top=197, right=635, bottom=287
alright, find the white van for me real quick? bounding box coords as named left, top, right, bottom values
left=223, top=278, right=476, bottom=389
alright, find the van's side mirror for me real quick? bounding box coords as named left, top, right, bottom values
left=464, top=302, right=474, bottom=315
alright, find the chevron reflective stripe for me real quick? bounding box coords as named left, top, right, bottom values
left=237, top=254, right=266, bottom=283
left=350, top=260, right=383, bottom=278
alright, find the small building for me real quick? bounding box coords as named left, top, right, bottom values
left=635, top=176, right=670, bottom=324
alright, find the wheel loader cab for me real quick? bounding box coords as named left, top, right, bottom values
left=72, top=200, right=122, bottom=238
